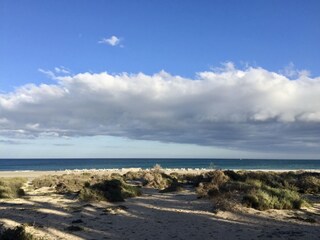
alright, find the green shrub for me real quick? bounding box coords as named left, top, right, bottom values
left=194, top=170, right=313, bottom=211
left=245, top=179, right=262, bottom=188
left=242, top=187, right=307, bottom=210
left=220, top=181, right=253, bottom=193
left=78, top=187, right=104, bottom=202
left=0, top=178, right=27, bottom=198
left=297, top=175, right=320, bottom=193
left=196, top=171, right=230, bottom=198
left=243, top=171, right=283, bottom=188
left=79, top=179, right=141, bottom=202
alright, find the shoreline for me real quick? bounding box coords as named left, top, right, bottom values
left=1, top=168, right=320, bottom=179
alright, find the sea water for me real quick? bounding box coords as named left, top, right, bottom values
left=0, top=158, right=320, bottom=171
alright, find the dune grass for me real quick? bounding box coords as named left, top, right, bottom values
left=0, top=177, right=27, bottom=199
left=30, top=170, right=319, bottom=210
left=194, top=170, right=317, bottom=211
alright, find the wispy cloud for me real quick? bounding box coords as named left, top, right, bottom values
left=98, top=35, right=122, bottom=46
left=38, top=68, right=56, bottom=78
left=279, top=62, right=310, bottom=79
left=38, top=66, right=71, bottom=78
left=54, top=66, right=70, bottom=74
left=2, top=63, right=320, bottom=154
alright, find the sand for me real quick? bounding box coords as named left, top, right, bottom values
left=0, top=169, right=320, bottom=240
left=0, top=168, right=211, bottom=180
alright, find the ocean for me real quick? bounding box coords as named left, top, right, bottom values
left=0, top=158, right=320, bottom=171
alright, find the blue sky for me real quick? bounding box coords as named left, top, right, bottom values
left=1, top=0, right=320, bottom=158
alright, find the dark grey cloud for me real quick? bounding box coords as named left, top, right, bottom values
left=1, top=64, right=320, bottom=154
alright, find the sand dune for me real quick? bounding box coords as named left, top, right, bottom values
left=0, top=170, right=319, bottom=239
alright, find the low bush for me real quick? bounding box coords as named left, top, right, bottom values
left=142, top=171, right=173, bottom=189
left=194, top=170, right=314, bottom=211
left=79, top=179, right=141, bottom=202
left=124, top=171, right=145, bottom=181
left=242, top=186, right=306, bottom=210
left=196, top=171, right=230, bottom=198
left=296, top=175, right=320, bottom=194
left=31, top=175, right=59, bottom=189
left=32, top=173, right=111, bottom=194
left=0, top=178, right=27, bottom=198
left=159, top=180, right=183, bottom=193
left=212, top=193, right=237, bottom=212
left=0, top=225, right=36, bottom=240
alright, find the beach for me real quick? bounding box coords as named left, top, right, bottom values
left=0, top=168, right=215, bottom=179
left=0, top=169, right=319, bottom=240
left=1, top=168, right=319, bottom=179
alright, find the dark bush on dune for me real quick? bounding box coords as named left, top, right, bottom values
left=295, top=173, right=320, bottom=194
left=223, top=170, right=245, bottom=182
left=0, top=225, right=36, bottom=240
left=123, top=171, right=145, bottom=181
left=79, top=179, right=141, bottom=202
left=196, top=171, right=229, bottom=197
left=159, top=180, right=183, bottom=193
left=0, top=178, right=27, bottom=199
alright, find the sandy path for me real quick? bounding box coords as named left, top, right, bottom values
left=0, top=182, right=320, bottom=240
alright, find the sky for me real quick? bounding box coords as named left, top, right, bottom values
left=1, top=0, right=320, bottom=159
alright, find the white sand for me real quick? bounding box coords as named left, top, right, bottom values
left=1, top=168, right=319, bottom=180
left=0, top=168, right=212, bottom=180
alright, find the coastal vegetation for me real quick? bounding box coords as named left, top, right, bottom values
left=124, top=167, right=174, bottom=190
left=29, top=169, right=320, bottom=211
left=194, top=170, right=320, bottom=211
left=0, top=177, right=27, bottom=199
left=32, top=173, right=141, bottom=202
left=78, top=179, right=141, bottom=202
left=0, top=225, right=37, bottom=240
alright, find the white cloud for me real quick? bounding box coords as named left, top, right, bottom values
left=1, top=63, right=320, bottom=153
left=38, top=68, right=56, bottom=78
left=39, top=67, right=70, bottom=78
left=54, top=66, right=70, bottom=74
left=280, top=62, right=310, bottom=79
left=98, top=35, right=121, bottom=46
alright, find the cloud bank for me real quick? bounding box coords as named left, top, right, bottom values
left=1, top=64, right=320, bottom=153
